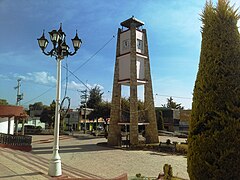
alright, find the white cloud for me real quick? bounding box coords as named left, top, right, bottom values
left=67, top=81, right=104, bottom=91
left=0, top=74, right=9, bottom=80
left=68, top=81, right=85, bottom=90
left=33, top=72, right=56, bottom=84
left=12, top=71, right=56, bottom=85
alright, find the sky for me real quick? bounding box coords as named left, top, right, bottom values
left=0, top=0, right=239, bottom=110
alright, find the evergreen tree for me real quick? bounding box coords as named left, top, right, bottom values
left=155, top=107, right=164, bottom=130
left=188, top=0, right=240, bottom=179
left=166, top=97, right=184, bottom=109
left=29, top=102, right=45, bottom=110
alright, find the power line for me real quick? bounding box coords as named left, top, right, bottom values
left=64, top=57, right=69, bottom=98
left=72, top=35, right=115, bottom=74
left=23, top=88, right=53, bottom=105
left=23, top=35, right=115, bottom=105
left=61, top=65, right=91, bottom=91
left=155, top=94, right=192, bottom=100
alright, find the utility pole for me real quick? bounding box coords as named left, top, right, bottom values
left=81, top=89, right=88, bottom=134
left=14, top=78, right=23, bottom=106
left=14, top=78, right=24, bottom=135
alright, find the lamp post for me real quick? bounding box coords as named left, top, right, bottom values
left=37, top=23, right=82, bottom=177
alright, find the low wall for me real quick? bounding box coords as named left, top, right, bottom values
left=0, top=133, right=32, bottom=152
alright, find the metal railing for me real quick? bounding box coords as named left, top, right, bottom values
left=120, top=110, right=149, bottom=123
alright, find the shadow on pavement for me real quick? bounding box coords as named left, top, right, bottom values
left=32, top=144, right=113, bottom=154
left=72, top=135, right=106, bottom=141
left=0, top=172, right=44, bottom=179
left=148, top=152, right=169, bottom=156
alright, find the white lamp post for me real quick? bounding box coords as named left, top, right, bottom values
left=37, top=23, right=82, bottom=177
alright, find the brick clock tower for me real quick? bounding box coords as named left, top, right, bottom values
left=108, top=17, right=159, bottom=146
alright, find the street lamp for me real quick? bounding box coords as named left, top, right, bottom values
left=37, top=23, right=82, bottom=177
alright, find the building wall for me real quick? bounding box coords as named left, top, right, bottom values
left=179, top=110, right=191, bottom=131
left=156, top=108, right=190, bottom=132
left=0, top=117, right=14, bottom=134
left=64, top=110, right=80, bottom=130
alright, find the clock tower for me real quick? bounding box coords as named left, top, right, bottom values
left=108, top=17, right=159, bottom=146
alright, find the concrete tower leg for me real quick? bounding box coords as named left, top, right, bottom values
left=143, top=29, right=159, bottom=143
left=108, top=29, right=122, bottom=146
left=129, top=24, right=138, bottom=145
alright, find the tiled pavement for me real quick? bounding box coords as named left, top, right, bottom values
left=0, top=143, right=103, bottom=180
left=0, top=134, right=189, bottom=180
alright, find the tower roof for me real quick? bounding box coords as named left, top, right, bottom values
left=120, top=16, right=144, bottom=28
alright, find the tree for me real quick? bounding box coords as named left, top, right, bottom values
left=155, top=107, right=164, bottom=130
left=86, top=87, right=109, bottom=132
left=95, top=101, right=111, bottom=119
left=188, top=1, right=240, bottom=179
left=165, top=97, right=184, bottom=109
left=28, top=101, right=45, bottom=116
left=40, top=100, right=56, bottom=128
left=0, top=99, right=8, bottom=105
left=86, top=86, right=103, bottom=109
left=120, top=97, right=145, bottom=121
left=121, top=97, right=130, bottom=121
left=87, top=86, right=104, bottom=120
left=29, top=102, right=44, bottom=110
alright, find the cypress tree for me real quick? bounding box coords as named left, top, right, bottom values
left=188, top=0, right=240, bottom=179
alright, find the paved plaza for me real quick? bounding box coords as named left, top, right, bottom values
left=0, top=134, right=189, bottom=179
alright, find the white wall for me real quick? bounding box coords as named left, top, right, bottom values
left=136, top=56, right=145, bottom=80
left=118, top=54, right=130, bottom=81
left=0, top=117, right=14, bottom=134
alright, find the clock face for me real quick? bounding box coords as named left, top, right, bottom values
left=122, top=39, right=130, bottom=50
left=137, top=39, right=143, bottom=50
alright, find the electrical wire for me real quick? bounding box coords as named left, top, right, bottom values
left=59, top=56, right=71, bottom=117
left=64, top=57, right=69, bottom=98
left=23, top=35, right=115, bottom=105
left=155, top=94, right=192, bottom=100
left=61, top=65, right=91, bottom=91
left=23, top=88, right=54, bottom=105
left=72, top=35, right=115, bottom=74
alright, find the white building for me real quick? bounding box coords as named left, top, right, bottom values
left=0, top=105, right=27, bottom=135
left=64, top=108, right=94, bottom=131
left=64, top=109, right=80, bottom=130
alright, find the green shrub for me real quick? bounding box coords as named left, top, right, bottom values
left=176, top=144, right=188, bottom=155
left=136, top=173, right=141, bottom=178
left=188, top=0, right=240, bottom=179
